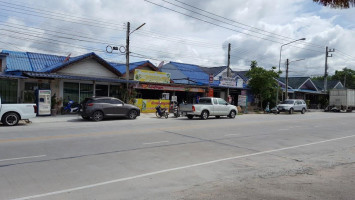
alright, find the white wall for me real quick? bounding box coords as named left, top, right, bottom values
left=58, top=59, right=119, bottom=78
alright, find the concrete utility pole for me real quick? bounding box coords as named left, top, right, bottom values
left=324, top=46, right=335, bottom=92
left=226, top=43, right=231, bottom=101
left=285, top=59, right=289, bottom=100
left=126, top=22, right=130, bottom=92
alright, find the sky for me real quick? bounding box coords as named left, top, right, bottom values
left=0, top=0, right=354, bottom=77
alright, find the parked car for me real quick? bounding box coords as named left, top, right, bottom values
left=277, top=99, right=307, bottom=114
left=0, top=97, right=37, bottom=126
left=80, top=97, right=140, bottom=121
left=179, top=97, right=238, bottom=120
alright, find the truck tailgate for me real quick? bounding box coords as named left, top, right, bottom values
left=179, top=104, right=193, bottom=112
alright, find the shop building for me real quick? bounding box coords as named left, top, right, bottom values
left=0, top=50, right=137, bottom=106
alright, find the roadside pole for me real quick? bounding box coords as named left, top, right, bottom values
left=226, top=43, right=231, bottom=101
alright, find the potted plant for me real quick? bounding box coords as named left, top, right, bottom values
left=51, top=94, right=58, bottom=116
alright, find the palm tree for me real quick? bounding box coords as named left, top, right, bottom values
left=313, top=0, right=355, bottom=8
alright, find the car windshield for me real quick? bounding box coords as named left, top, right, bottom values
left=281, top=100, right=294, bottom=104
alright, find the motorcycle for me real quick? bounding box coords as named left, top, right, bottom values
left=155, top=105, right=169, bottom=119
left=264, top=102, right=279, bottom=114
left=61, top=97, right=80, bottom=114
left=172, top=102, right=180, bottom=118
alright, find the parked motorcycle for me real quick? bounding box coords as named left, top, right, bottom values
left=264, top=102, right=279, bottom=114
left=172, top=102, right=180, bottom=118
left=61, top=97, right=80, bottom=114
left=155, top=105, right=168, bottom=119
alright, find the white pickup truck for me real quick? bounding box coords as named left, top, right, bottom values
left=0, top=97, right=37, bottom=126
left=179, top=97, right=238, bottom=120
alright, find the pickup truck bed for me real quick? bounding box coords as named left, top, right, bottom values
left=0, top=97, right=37, bottom=126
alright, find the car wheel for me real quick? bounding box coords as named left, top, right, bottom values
left=301, top=108, right=306, bottom=114
left=289, top=108, right=294, bottom=114
left=200, top=110, right=209, bottom=120
left=128, top=110, right=138, bottom=119
left=215, top=116, right=220, bottom=119
left=92, top=111, right=104, bottom=121
left=187, top=115, right=193, bottom=119
left=229, top=110, right=236, bottom=119
left=2, top=112, right=20, bottom=126
left=81, top=116, right=90, bottom=120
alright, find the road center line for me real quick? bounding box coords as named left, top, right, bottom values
left=0, top=155, right=46, bottom=162
left=11, top=134, right=355, bottom=200
left=143, top=141, right=169, bottom=145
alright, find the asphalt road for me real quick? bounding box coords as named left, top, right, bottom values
left=0, top=112, right=354, bottom=200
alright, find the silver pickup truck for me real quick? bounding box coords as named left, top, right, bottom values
left=179, top=97, right=238, bottom=120
left=0, top=97, right=37, bottom=126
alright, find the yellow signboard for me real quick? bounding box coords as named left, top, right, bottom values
left=134, top=99, right=170, bottom=113
left=134, top=69, right=171, bottom=84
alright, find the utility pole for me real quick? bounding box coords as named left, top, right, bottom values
left=226, top=43, right=231, bottom=101
left=285, top=59, right=289, bottom=99
left=126, top=22, right=130, bottom=94
left=324, top=46, right=335, bottom=92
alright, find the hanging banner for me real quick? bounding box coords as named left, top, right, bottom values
left=238, top=95, right=247, bottom=106
left=134, top=69, right=171, bottom=84
left=237, top=78, right=244, bottom=88
left=135, top=84, right=205, bottom=93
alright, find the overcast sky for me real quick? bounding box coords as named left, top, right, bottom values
left=0, top=0, right=354, bottom=77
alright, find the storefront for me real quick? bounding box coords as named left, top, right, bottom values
left=0, top=77, right=19, bottom=103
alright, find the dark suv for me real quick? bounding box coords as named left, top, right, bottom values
left=80, top=97, right=140, bottom=121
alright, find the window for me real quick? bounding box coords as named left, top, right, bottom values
left=63, top=82, right=79, bottom=104
left=0, top=79, right=17, bottom=103
left=110, top=85, right=120, bottom=98
left=23, top=82, right=50, bottom=103
left=198, top=98, right=212, bottom=104
left=110, top=99, right=122, bottom=104
left=95, top=84, right=108, bottom=97
left=213, top=98, right=218, bottom=104
left=80, top=83, right=93, bottom=103
left=218, top=98, right=227, bottom=105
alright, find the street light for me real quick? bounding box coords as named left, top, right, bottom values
left=285, top=58, right=305, bottom=99
left=276, top=38, right=306, bottom=103
left=125, top=22, right=145, bottom=102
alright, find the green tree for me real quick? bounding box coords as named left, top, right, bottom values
left=250, top=60, right=258, bottom=69
left=313, top=0, right=355, bottom=8
left=246, top=61, right=280, bottom=109
left=331, top=67, right=355, bottom=88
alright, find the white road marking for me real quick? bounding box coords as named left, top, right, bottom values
left=11, top=134, right=355, bottom=200
left=143, top=141, right=169, bottom=145
left=224, top=134, right=239, bottom=137
left=278, top=129, right=289, bottom=131
left=0, top=155, right=46, bottom=162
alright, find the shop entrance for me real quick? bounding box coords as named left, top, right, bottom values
left=95, top=84, right=108, bottom=97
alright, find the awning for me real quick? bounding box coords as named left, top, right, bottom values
left=0, top=74, right=27, bottom=79
left=23, top=72, right=138, bottom=83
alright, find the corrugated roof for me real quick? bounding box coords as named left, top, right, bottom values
left=160, top=63, right=188, bottom=84
left=312, top=79, right=344, bottom=90
left=200, top=66, right=227, bottom=76
left=109, top=61, right=154, bottom=74
left=27, top=52, right=66, bottom=72
left=235, top=71, right=250, bottom=82
left=40, top=52, right=121, bottom=76
left=168, top=62, right=210, bottom=85
left=0, top=73, right=27, bottom=79
left=278, top=77, right=309, bottom=89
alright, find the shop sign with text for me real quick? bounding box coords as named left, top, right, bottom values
left=134, top=69, right=170, bottom=84
left=219, top=76, right=236, bottom=87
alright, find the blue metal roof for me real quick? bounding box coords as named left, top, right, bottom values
left=168, top=62, right=213, bottom=86
left=109, top=60, right=154, bottom=74
left=39, top=52, right=121, bottom=76
left=160, top=63, right=188, bottom=84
